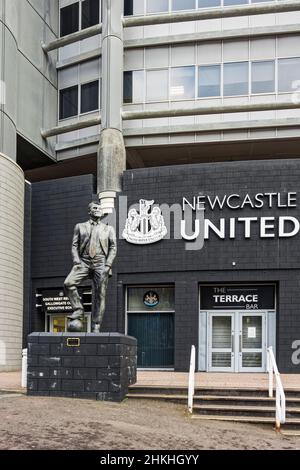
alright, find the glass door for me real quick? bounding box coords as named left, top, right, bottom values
left=49, top=315, right=91, bottom=333
left=238, top=312, right=266, bottom=372
left=208, top=313, right=234, bottom=372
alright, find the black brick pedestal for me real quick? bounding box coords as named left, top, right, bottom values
left=27, top=333, right=137, bottom=401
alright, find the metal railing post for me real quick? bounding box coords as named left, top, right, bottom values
left=267, top=348, right=273, bottom=398
left=21, top=348, right=27, bottom=388
left=267, top=346, right=286, bottom=429
left=188, top=345, right=196, bottom=414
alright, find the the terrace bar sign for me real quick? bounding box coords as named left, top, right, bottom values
left=201, top=285, right=275, bottom=310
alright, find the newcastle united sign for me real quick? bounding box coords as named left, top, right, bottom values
left=121, top=191, right=300, bottom=248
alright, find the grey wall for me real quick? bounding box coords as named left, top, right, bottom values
left=0, top=0, right=58, bottom=162
left=0, top=153, right=24, bottom=371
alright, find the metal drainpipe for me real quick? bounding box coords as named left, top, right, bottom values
left=98, top=0, right=126, bottom=214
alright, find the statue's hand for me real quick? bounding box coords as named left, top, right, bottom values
left=104, top=265, right=111, bottom=276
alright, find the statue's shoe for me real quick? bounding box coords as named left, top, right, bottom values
left=92, top=323, right=101, bottom=333
left=67, top=309, right=84, bottom=320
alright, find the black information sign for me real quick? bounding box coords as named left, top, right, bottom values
left=40, top=288, right=87, bottom=315
left=200, top=285, right=275, bottom=310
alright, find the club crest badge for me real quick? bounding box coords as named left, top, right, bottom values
left=123, top=199, right=167, bottom=245
left=143, top=291, right=159, bottom=308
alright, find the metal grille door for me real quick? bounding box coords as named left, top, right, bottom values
left=128, top=313, right=174, bottom=368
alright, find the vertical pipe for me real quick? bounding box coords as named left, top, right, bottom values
left=98, top=0, right=126, bottom=212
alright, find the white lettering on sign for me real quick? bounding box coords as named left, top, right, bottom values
left=123, top=192, right=300, bottom=247
left=213, top=294, right=259, bottom=303
left=183, top=192, right=298, bottom=212
left=181, top=216, right=300, bottom=241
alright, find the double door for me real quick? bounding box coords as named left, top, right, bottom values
left=208, top=311, right=266, bottom=372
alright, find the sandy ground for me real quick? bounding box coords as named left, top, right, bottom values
left=0, top=394, right=299, bottom=450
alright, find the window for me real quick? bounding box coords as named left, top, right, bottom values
left=51, top=315, right=89, bottom=333
left=81, top=80, right=99, bottom=113
left=124, top=0, right=134, bottom=15
left=60, top=3, right=79, bottom=37
left=124, top=0, right=144, bottom=15
left=146, top=69, right=169, bottom=101
left=59, top=85, right=78, bottom=119
left=251, top=61, right=275, bottom=94
left=224, top=62, right=248, bottom=96
left=224, top=0, right=248, bottom=5
left=146, top=0, right=169, bottom=14
left=172, top=0, right=196, bottom=10
left=170, top=66, right=195, bottom=100
left=198, top=0, right=220, bottom=7
left=124, top=71, right=145, bottom=103
left=278, top=57, right=300, bottom=93
left=198, top=65, right=221, bottom=97
left=124, top=71, right=133, bottom=103
left=82, top=0, right=100, bottom=30
left=127, top=286, right=175, bottom=312
left=60, top=0, right=100, bottom=37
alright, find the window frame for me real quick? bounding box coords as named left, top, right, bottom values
left=277, top=56, right=300, bottom=95
left=59, top=84, right=79, bottom=120
left=59, top=79, right=100, bottom=121
left=250, top=59, right=276, bottom=95
left=59, top=0, right=101, bottom=38
left=60, top=2, right=80, bottom=38
left=198, top=63, right=221, bottom=99
left=124, top=0, right=278, bottom=17
left=170, top=65, right=196, bottom=101
left=80, top=78, right=101, bottom=115
left=123, top=54, right=300, bottom=105
left=223, top=60, right=249, bottom=97
left=125, top=284, right=176, bottom=336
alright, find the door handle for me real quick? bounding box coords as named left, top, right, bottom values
left=239, top=334, right=242, bottom=353
left=232, top=333, right=235, bottom=354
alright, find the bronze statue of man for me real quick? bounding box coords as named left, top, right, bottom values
left=64, top=202, right=117, bottom=333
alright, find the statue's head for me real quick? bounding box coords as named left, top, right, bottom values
left=88, top=202, right=103, bottom=219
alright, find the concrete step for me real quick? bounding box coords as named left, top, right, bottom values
left=127, top=391, right=300, bottom=430
left=127, top=392, right=300, bottom=410
left=193, top=403, right=300, bottom=419
left=126, top=393, right=187, bottom=403
left=128, top=385, right=300, bottom=398
left=0, top=389, right=25, bottom=395
left=128, top=386, right=188, bottom=396
left=193, top=395, right=300, bottom=407
left=191, top=415, right=300, bottom=430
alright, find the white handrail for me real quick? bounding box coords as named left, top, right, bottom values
left=21, top=348, right=28, bottom=388
left=267, top=346, right=286, bottom=430
left=188, top=345, right=196, bottom=414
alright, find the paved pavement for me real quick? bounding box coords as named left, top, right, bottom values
left=0, top=371, right=23, bottom=392
left=0, top=370, right=299, bottom=392
left=135, top=371, right=300, bottom=390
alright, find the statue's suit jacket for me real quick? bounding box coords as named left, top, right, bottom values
left=71, top=221, right=117, bottom=276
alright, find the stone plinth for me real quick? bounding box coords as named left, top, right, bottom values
left=27, top=333, right=137, bottom=401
